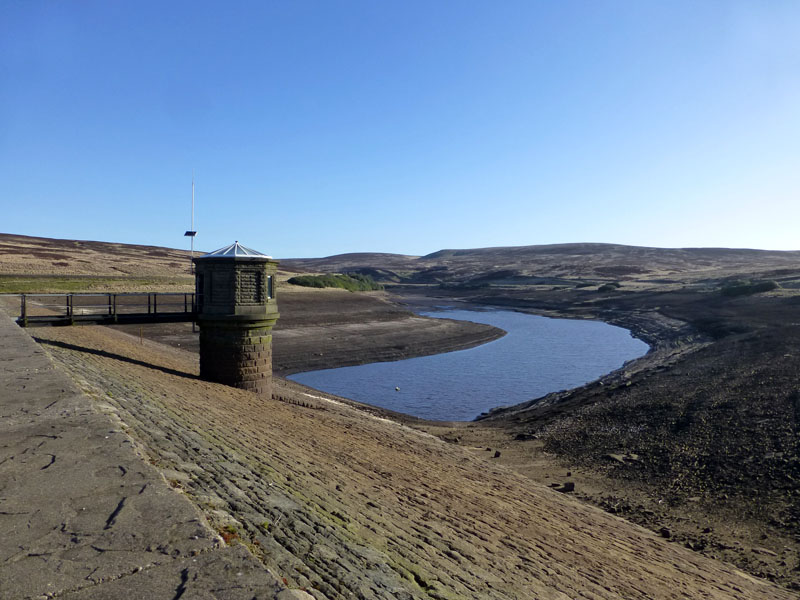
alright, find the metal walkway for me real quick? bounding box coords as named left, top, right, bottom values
left=5, top=293, right=197, bottom=327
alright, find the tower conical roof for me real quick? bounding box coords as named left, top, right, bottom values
left=197, top=241, right=272, bottom=260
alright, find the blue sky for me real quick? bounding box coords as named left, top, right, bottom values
left=2, top=1, right=799, bottom=258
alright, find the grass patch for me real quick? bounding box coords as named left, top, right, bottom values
left=719, top=279, right=778, bottom=297
left=219, top=524, right=240, bottom=545
left=597, top=282, right=622, bottom=292
left=690, top=317, right=750, bottom=340
left=287, top=273, right=383, bottom=292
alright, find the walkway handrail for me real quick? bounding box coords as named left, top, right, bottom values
left=3, top=292, right=197, bottom=327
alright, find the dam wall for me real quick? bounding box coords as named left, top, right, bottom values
left=0, top=310, right=284, bottom=598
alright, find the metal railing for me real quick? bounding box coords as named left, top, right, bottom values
left=8, top=293, right=197, bottom=327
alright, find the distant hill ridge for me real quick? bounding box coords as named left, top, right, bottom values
left=423, top=242, right=800, bottom=259
left=2, top=233, right=799, bottom=283
left=285, top=242, right=800, bottom=286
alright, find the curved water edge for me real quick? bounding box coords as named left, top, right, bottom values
left=288, top=308, right=650, bottom=421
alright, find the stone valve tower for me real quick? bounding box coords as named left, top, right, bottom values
left=193, top=242, right=279, bottom=397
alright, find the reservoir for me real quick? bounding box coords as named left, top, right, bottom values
left=288, top=308, right=649, bottom=421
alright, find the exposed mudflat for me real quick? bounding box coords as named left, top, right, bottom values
left=109, top=288, right=505, bottom=377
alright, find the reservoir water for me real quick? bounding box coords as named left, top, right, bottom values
left=288, top=308, right=649, bottom=421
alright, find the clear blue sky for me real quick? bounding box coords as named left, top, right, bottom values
left=2, top=1, right=799, bottom=258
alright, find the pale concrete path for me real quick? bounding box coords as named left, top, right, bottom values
left=0, top=311, right=284, bottom=599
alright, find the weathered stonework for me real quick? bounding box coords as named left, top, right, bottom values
left=193, top=243, right=279, bottom=396
left=198, top=320, right=275, bottom=395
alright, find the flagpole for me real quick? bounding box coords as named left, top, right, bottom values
left=191, top=170, right=195, bottom=270
left=184, top=171, right=198, bottom=275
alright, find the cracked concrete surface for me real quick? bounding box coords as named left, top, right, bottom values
left=0, top=311, right=282, bottom=599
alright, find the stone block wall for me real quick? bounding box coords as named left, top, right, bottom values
left=193, top=253, right=279, bottom=396
left=199, top=320, right=275, bottom=397
left=235, top=269, right=264, bottom=305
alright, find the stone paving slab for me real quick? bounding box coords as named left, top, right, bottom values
left=60, top=546, right=282, bottom=600
left=0, top=311, right=281, bottom=599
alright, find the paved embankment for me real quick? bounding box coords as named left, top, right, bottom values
left=22, top=319, right=797, bottom=599
left=0, top=311, right=286, bottom=599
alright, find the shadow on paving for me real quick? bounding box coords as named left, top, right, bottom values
left=34, top=336, right=199, bottom=381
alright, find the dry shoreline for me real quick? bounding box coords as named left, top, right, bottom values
left=109, top=287, right=705, bottom=430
